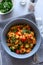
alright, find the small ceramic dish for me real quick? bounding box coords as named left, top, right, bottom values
left=0, top=0, right=14, bottom=15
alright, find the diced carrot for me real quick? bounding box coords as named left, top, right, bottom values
left=15, top=32, right=21, bottom=36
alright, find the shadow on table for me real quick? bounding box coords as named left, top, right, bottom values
left=2, top=46, right=33, bottom=65
left=0, top=10, right=15, bottom=22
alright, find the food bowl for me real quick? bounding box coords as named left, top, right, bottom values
left=1, top=18, right=41, bottom=59
left=0, top=0, right=14, bottom=15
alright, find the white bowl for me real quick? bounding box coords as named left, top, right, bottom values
left=0, top=0, right=14, bottom=15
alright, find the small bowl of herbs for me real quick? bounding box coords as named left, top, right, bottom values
left=0, top=0, right=14, bottom=15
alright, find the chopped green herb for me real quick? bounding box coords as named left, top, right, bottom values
left=22, top=29, right=31, bottom=33
left=10, top=46, right=15, bottom=52
left=0, top=0, right=13, bottom=13
left=14, top=29, right=17, bottom=32
left=11, top=36, right=16, bottom=43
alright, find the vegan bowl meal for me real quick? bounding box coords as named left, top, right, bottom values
left=6, top=24, right=36, bottom=54
left=1, top=18, right=41, bottom=59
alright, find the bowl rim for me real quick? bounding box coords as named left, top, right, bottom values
left=1, top=18, right=41, bottom=59
left=0, top=0, right=14, bottom=15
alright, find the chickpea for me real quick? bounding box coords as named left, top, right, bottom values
left=20, top=36, right=22, bottom=39
left=7, top=43, right=12, bottom=47
left=25, top=44, right=29, bottom=48
left=10, top=46, right=15, bottom=51
left=15, top=44, right=18, bottom=48
left=30, top=43, right=33, bottom=48
left=33, top=38, right=36, bottom=44
left=26, top=49, right=31, bottom=53
left=11, top=26, right=15, bottom=30
left=11, top=46, right=15, bottom=49
left=8, top=32, right=15, bottom=37
left=24, top=33, right=28, bottom=37
left=15, top=40, right=19, bottom=44
left=21, top=44, right=24, bottom=48
left=16, top=35, right=19, bottom=39
left=20, top=48, right=26, bottom=53
left=31, top=32, right=34, bottom=36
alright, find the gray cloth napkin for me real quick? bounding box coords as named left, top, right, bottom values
left=0, top=13, right=43, bottom=65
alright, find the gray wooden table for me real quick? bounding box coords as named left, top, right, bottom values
left=0, top=0, right=43, bottom=65
left=0, top=0, right=43, bottom=22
